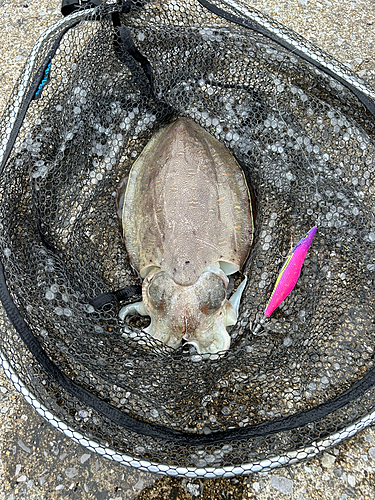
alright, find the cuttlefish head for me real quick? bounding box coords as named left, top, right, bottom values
left=141, top=265, right=237, bottom=355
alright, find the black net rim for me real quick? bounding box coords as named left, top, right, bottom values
left=1, top=339, right=375, bottom=478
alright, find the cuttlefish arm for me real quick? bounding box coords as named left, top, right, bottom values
left=227, top=276, right=247, bottom=326
left=119, top=301, right=147, bottom=319
left=119, top=267, right=247, bottom=355
left=182, top=276, right=247, bottom=355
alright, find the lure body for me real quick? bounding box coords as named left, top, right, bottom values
left=264, top=226, right=317, bottom=317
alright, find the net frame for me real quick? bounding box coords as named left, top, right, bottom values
left=0, top=0, right=374, bottom=477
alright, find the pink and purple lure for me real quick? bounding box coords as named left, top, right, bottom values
left=264, top=226, right=317, bottom=317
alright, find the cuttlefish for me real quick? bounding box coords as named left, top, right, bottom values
left=117, top=117, right=253, bottom=355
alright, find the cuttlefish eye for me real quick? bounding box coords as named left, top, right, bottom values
left=196, top=273, right=227, bottom=315
left=147, top=271, right=174, bottom=310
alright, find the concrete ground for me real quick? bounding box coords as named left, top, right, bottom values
left=0, top=0, right=374, bottom=498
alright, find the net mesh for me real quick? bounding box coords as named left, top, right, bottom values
left=0, top=0, right=374, bottom=476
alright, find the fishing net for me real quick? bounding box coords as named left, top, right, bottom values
left=0, top=0, right=374, bottom=477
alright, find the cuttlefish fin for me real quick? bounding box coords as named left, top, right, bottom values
left=264, top=226, right=317, bottom=317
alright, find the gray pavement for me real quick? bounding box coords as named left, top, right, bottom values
left=0, top=1, right=374, bottom=498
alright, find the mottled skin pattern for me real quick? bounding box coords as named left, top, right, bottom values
left=119, top=118, right=253, bottom=355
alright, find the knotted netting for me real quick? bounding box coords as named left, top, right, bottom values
left=0, top=0, right=374, bottom=477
